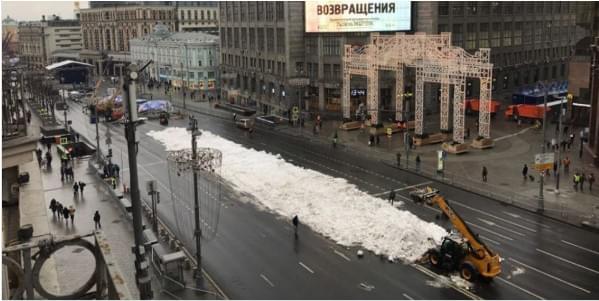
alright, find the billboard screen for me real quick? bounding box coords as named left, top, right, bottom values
left=305, top=1, right=412, bottom=33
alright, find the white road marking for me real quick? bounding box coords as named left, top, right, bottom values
left=479, top=235, right=501, bottom=246
left=402, top=293, right=414, bottom=300
left=450, top=200, right=537, bottom=232
left=496, top=277, right=544, bottom=300
left=299, top=262, right=315, bottom=274
left=502, top=211, right=551, bottom=229
left=561, top=240, right=599, bottom=256
left=476, top=218, right=526, bottom=237
left=410, top=264, right=480, bottom=300
left=509, top=257, right=591, bottom=294
left=494, top=126, right=534, bottom=142
left=536, top=248, right=599, bottom=275
left=333, top=249, right=351, bottom=262
left=466, top=222, right=514, bottom=241
left=260, top=274, right=275, bottom=287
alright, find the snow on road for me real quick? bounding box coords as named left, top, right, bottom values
left=148, top=127, right=446, bottom=262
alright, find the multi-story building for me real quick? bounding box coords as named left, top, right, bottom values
left=79, top=1, right=176, bottom=76
left=177, top=1, right=219, bottom=35
left=2, top=16, right=19, bottom=57
left=17, top=16, right=81, bottom=70
left=130, top=25, right=220, bottom=100
left=219, top=1, right=591, bottom=117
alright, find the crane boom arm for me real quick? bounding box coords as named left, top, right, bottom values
left=430, top=194, right=494, bottom=257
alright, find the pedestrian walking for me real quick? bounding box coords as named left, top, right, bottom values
left=466, top=127, right=470, bottom=139
left=416, top=155, right=421, bottom=171
left=522, top=164, right=528, bottom=180
left=332, top=131, right=338, bottom=148
left=36, top=148, right=43, bottom=166
left=79, top=181, right=86, bottom=194
left=45, top=151, right=52, bottom=169
left=573, top=173, right=580, bottom=191
left=233, top=113, right=237, bottom=121
left=26, top=110, right=31, bottom=123
left=46, top=142, right=52, bottom=151
left=388, top=190, right=396, bottom=205
left=292, top=215, right=299, bottom=237
left=67, top=166, right=74, bottom=181
left=60, top=166, right=65, bottom=182
left=580, top=173, right=586, bottom=192
left=49, top=199, right=57, bottom=216
left=93, top=211, right=101, bottom=229
left=553, top=161, right=558, bottom=177
left=482, top=166, right=488, bottom=182
left=57, top=202, right=64, bottom=220
left=563, top=156, right=571, bottom=174
left=69, top=206, right=76, bottom=224
left=396, top=152, right=402, bottom=167
left=589, top=173, right=595, bottom=191
left=62, top=206, right=70, bottom=224
left=73, top=182, right=79, bottom=197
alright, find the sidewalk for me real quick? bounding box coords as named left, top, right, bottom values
left=152, top=87, right=599, bottom=230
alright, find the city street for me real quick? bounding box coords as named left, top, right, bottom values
left=67, top=99, right=599, bottom=300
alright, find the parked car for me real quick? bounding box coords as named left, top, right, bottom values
left=236, top=118, right=255, bottom=130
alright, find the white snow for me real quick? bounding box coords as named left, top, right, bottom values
left=148, top=127, right=447, bottom=262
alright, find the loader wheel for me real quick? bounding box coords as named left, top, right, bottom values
left=428, top=250, right=440, bottom=268
left=460, top=263, right=476, bottom=282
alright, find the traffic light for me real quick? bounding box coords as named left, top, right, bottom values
left=108, top=149, right=113, bottom=158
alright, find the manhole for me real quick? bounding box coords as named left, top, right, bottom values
left=112, top=219, right=121, bottom=224
left=72, top=247, right=85, bottom=254
left=500, top=183, right=510, bottom=186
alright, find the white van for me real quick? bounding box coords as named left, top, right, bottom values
left=235, top=118, right=255, bottom=129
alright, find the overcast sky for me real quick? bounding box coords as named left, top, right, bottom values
left=2, top=1, right=89, bottom=22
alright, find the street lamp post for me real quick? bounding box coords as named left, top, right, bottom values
left=555, top=96, right=566, bottom=193
left=538, top=81, right=548, bottom=212
left=187, top=115, right=203, bottom=286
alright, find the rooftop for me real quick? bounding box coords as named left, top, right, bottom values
left=132, top=25, right=218, bottom=44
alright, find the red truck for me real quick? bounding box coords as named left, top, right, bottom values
left=465, top=98, right=501, bottom=116
left=504, top=104, right=550, bottom=121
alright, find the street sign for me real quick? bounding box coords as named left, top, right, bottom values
left=291, top=106, right=299, bottom=122
left=437, top=150, right=445, bottom=172
left=386, top=127, right=392, bottom=137
left=534, top=152, right=554, bottom=171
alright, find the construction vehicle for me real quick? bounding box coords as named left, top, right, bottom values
left=505, top=104, right=550, bottom=122
left=410, top=187, right=502, bottom=281
left=465, top=98, right=501, bottom=117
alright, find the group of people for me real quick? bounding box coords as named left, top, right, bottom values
left=573, top=172, right=595, bottom=192
left=49, top=198, right=76, bottom=225
left=36, top=147, right=52, bottom=170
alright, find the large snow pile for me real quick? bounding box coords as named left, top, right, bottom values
left=148, top=127, right=446, bottom=262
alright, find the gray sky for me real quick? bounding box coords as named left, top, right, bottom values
left=2, top=1, right=89, bottom=22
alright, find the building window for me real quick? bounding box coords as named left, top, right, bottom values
left=479, top=23, right=489, bottom=48
left=276, top=28, right=285, bottom=53
left=523, top=22, right=532, bottom=45
left=491, top=22, right=500, bottom=47
left=438, top=24, right=448, bottom=34
left=257, top=28, right=264, bottom=51
left=333, top=64, right=341, bottom=80
left=560, top=64, right=565, bottom=77
left=503, top=2, right=513, bottom=15
left=240, top=3, right=245, bottom=21
left=502, top=75, right=508, bottom=89
left=194, top=10, right=198, bottom=20
left=188, top=10, right=191, bottom=20
left=534, top=21, right=542, bottom=44
left=514, top=22, right=522, bottom=46
left=465, top=23, right=476, bottom=50
left=276, top=2, right=284, bottom=21
left=439, top=1, right=449, bottom=16
left=306, top=36, right=317, bottom=55
left=256, top=2, right=263, bottom=21
left=249, top=28, right=255, bottom=50
left=266, top=2, right=274, bottom=21
left=552, top=65, right=557, bottom=79
left=491, top=2, right=500, bottom=14
left=267, top=28, right=274, bottom=52
left=241, top=28, right=247, bottom=49
left=466, top=2, right=477, bottom=15
left=503, top=23, right=512, bottom=46
left=234, top=28, right=239, bottom=48
left=227, top=28, right=233, bottom=48
left=453, top=24, right=463, bottom=47
left=323, top=37, right=340, bottom=56
left=452, top=3, right=464, bottom=16
left=480, top=2, right=490, bottom=15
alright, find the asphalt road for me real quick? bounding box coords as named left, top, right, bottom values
left=66, top=101, right=599, bottom=300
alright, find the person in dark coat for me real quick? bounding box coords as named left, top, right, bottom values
left=73, top=182, right=79, bottom=197
left=62, top=206, right=70, bottom=224
left=396, top=152, right=402, bottom=167
left=93, top=211, right=101, bottom=229
left=45, top=152, right=52, bottom=169
left=589, top=173, right=595, bottom=191
left=522, top=164, right=528, bottom=180
left=292, top=215, right=299, bottom=236
left=49, top=199, right=57, bottom=216
left=388, top=190, right=396, bottom=205
left=60, top=166, right=65, bottom=181
left=68, top=206, right=76, bottom=224
left=79, top=181, right=86, bottom=194
left=36, top=148, right=43, bottom=166
left=482, top=166, right=488, bottom=182
left=57, top=202, right=64, bottom=220
left=580, top=173, right=586, bottom=192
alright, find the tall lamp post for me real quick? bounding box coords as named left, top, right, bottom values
left=538, top=81, right=548, bottom=213
left=187, top=115, right=203, bottom=286
left=555, top=95, right=567, bottom=194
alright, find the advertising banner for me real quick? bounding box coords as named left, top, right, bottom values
left=305, top=1, right=411, bottom=32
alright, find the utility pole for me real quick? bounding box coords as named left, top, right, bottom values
left=538, top=82, right=547, bottom=212
left=188, top=115, right=204, bottom=286
left=555, top=96, right=565, bottom=194
left=123, top=63, right=153, bottom=299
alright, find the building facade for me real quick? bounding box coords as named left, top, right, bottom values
left=79, top=2, right=177, bottom=76
left=177, top=1, right=219, bottom=35
left=130, top=25, right=220, bottom=99
left=17, top=16, right=81, bottom=70
left=2, top=16, right=19, bottom=56
left=219, top=1, right=591, bottom=117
